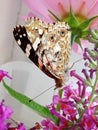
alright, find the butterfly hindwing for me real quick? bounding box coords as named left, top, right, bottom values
left=13, top=25, right=62, bottom=87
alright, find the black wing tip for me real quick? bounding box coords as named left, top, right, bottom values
left=13, top=25, right=25, bottom=34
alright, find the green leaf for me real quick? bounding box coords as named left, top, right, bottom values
left=2, top=80, right=58, bottom=123
left=48, top=10, right=61, bottom=21
left=78, top=16, right=98, bottom=30
left=91, top=29, right=98, bottom=40
left=68, top=6, right=79, bottom=28
left=81, top=30, right=90, bottom=38
left=89, top=61, right=97, bottom=68
left=89, top=37, right=98, bottom=44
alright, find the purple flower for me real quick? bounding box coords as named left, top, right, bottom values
left=82, top=69, right=89, bottom=80
left=0, top=70, right=12, bottom=82
left=17, top=123, right=26, bottom=130
left=63, top=85, right=81, bottom=102
left=0, top=100, right=26, bottom=130
left=8, top=123, right=26, bottom=130
left=60, top=102, right=77, bottom=121
left=0, top=100, right=13, bottom=129
left=81, top=105, right=98, bottom=130
left=83, top=48, right=92, bottom=62
left=53, top=95, right=60, bottom=105
left=41, top=118, right=59, bottom=130
left=70, top=70, right=85, bottom=83
left=89, top=69, right=96, bottom=78
left=77, top=81, right=87, bottom=98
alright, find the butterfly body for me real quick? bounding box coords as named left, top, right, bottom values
left=13, top=17, right=71, bottom=88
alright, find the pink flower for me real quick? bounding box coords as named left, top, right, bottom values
left=23, top=0, right=98, bottom=53
left=41, top=118, right=59, bottom=130
left=0, top=100, right=13, bottom=129
left=0, top=99, right=26, bottom=130
left=0, top=70, right=12, bottom=82
left=24, top=0, right=98, bottom=26
left=72, top=40, right=90, bottom=54
left=81, top=105, right=98, bottom=129
left=8, top=123, right=26, bottom=130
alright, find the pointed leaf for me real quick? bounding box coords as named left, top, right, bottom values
left=81, top=30, right=90, bottom=38
left=71, top=33, right=78, bottom=44
left=78, top=16, right=98, bottom=30
left=68, top=6, right=79, bottom=28
left=48, top=10, right=61, bottom=21
left=89, top=37, right=98, bottom=44
left=91, top=29, right=98, bottom=40
left=2, top=80, right=58, bottom=123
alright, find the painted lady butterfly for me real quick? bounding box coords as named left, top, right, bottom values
left=13, top=17, right=71, bottom=88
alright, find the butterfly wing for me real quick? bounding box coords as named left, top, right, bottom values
left=25, top=18, right=71, bottom=81
left=13, top=18, right=71, bottom=88
left=13, top=25, right=63, bottom=88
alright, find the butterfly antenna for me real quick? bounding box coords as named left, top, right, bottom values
left=29, top=85, right=55, bottom=102
left=69, top=58, right=83, bottom=70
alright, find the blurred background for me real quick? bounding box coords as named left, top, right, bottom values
left=0, top=0, right=83, bottom=128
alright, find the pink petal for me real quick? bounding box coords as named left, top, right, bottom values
left=86, top=0, right=98, bottom=28
left=86, top=0, right=98, bottom=17
left=69, top=0, right=86, bottom=13
left=43, top=0, right=70, bottom=18
left=24, top=0, right=53, bottom=22
left=72, top=40, right=90, bottom=54
left=24, top=0, right=98, bottom=27
left=90, top=18, right=98, bottom=28
left=20, top=12, right=35, bottom=21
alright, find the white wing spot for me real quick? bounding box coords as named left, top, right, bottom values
left=35, top=27, right=38, bottom=29
left=38, top=29, right=43, bottom=35
left=23, top=33, right=26, bottom=37
left=26, top=53, right=30, bottom=57
left=27, top=44, right=31, bottom=50
left=19, top=35, right=22, bottom=38
left=17, top=39, right=21, bottom=45
left=25, top=48, right=30, bottom=57
left=33, top=38, right=40, bottom=50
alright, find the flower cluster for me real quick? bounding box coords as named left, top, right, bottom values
left=0, top=70, right=26, bottom=130
left=0, top=99, right=26, bottom=130
left=0, top=99, right=13, bottom=130
left=0, top=70, right=12, bottom=82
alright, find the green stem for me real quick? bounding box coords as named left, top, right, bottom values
left=78, top=56, right=98, bottom=122
left=48, top=10, right=61, bottom=21
left=57, top=89, right=63, bottom=111
left=56, top=89, right=63, bottom=125
left=89, top=70, right=98, bottom=102
left=78, top=75, right=98, bottom=122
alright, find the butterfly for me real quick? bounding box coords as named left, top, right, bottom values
left=13, top=17, right=71, bottom=88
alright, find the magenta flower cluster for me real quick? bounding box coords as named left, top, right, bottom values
left=0, top=99, right=26, bottom=130
left=41, top=84, right=97, bottom=130
left=0, top=70, right=12, bottom=82
left=0, top=70, right=26, bottom=130
left=0, top=99, right=13, bottom=130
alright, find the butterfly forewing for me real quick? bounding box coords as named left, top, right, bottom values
left=13, top=17, right=71, bottom=88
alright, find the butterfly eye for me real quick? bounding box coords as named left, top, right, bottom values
left=60, top=30, right=65, bottom=37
